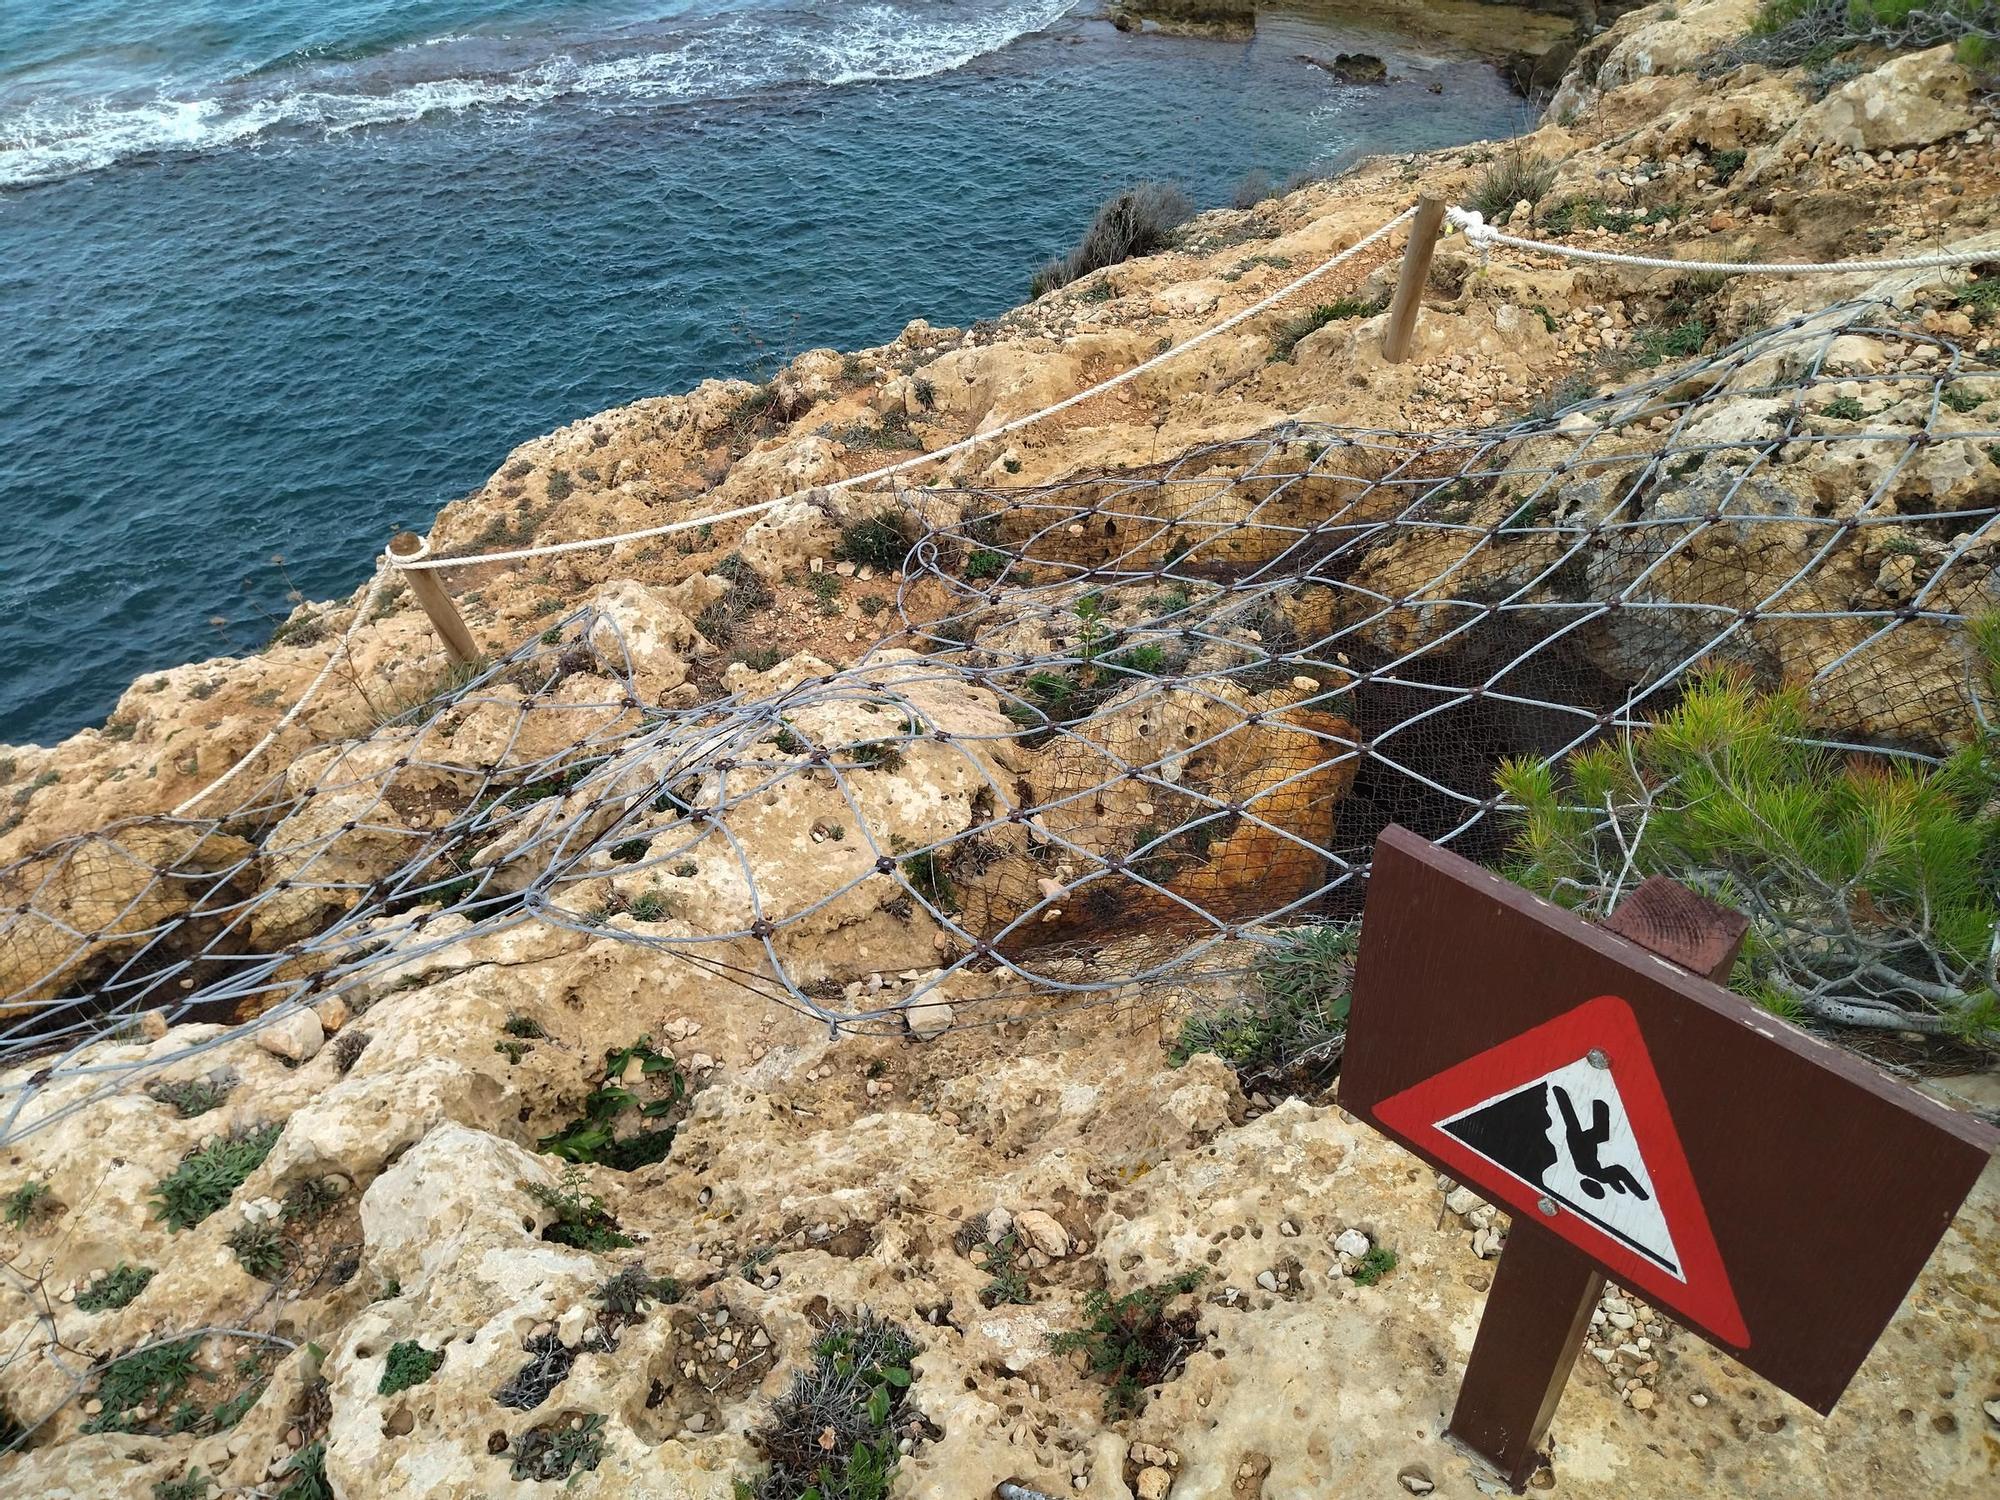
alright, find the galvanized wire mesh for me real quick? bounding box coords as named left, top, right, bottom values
left=3, top=297, right=1997, bottom=1141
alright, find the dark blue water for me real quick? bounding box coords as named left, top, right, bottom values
left=0, top=1, right=1523, bottom=746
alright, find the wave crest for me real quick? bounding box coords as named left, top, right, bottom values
left=0, top=2, right=1076, bottom=189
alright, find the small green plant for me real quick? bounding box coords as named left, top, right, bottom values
left=809, top=572, right=845, bottom=615
left=1171, top=923, right=1356, bottom=1095
left=976, top=1232, right=1031, bottom=1307
left=378, top=1340, right=444, bottom=1397
left=1049, top=1271, right=1204, bottom=1419
left=228, top=1222, right=285, bottom=1281
left=627, top=890, right=671, bottom=922
left=538, top=1037, right=686, bottom=1169
left=504, top=1015, right=548, bottom=1039
left=964, top=548, right=1008, bottom=581
left=1629, top=317, right=1709, bottom=368
left=152, top=1472, right=214, bottom=1500
left=275, top=1440, right=330, bottom=1500
left=85, top=1337, right=206, bottom=1434
left=597, top=1264, right=681, bottom=1324
left=283, top=1178, right=339, bottom=1226
left=857, top=594, right=889, bottom=617
left=3, top=1181, right=48, bottom=1229
left=1821, top=395, right=1866, bottom=420
left=1951, top=271, right=2000, bottom=326
left=1270, top=297, right=1381, bottom=362
left=529, top=1166, right=635, bottom=1251
left=1943, top=384, right=1986, bottom=413
left=1350, top=1246, right=1399, bottom=1286
left=151, top=1125, right=281, bottom=1232
left=1709, top=148, right=1747, bottom=184
left=739, top=1314, right=917, bottom=1500
left=77, top=1263, right=155, bottom=1313
left=1463, top=149, right=1558, bottom=219
left=835, top=512, right=914, bottom=573
left=511, top=1412, right=607, bottom=1483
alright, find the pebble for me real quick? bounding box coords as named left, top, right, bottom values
left=1690, top=1392, right=1710, bottom=1408
left=83, top=1399, right=103, bottom=1416
left=1445, top=1186, right=1483, bottom=1217
left=1137, top=1466, right=1172, bottom=1500
left=1278, top=1220, right=1298, bottom=1237
left=1333, top=1228, right=1370, bottom=1259
left=1256, top=1269, right=1279, bottom=1293
left=1629, top=1387, right=1655, bottom=1411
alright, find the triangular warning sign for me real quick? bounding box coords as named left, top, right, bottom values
left=1376, top=994, right=1748, bottom=1347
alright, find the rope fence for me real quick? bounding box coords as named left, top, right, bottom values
left=2, top=261, right=1995, bottom=1139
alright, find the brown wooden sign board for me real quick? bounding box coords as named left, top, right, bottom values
left=1343, top=826, right=1994, bottom=1488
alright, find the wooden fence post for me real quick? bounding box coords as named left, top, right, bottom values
left=1382, top=195, right=1448, bottom=364
left=388, top=532, right=478, bottom=665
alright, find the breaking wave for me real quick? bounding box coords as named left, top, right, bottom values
left=0, top=2, right=1077, bottom=189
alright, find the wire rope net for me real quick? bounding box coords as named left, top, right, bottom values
left=3, top=293, right=1997, bottom=1143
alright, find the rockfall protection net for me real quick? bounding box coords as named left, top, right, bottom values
left=3, top=297, right=1997, bottom=1141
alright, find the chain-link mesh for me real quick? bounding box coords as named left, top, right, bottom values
left=4, top=297, right=1996, bottom=1142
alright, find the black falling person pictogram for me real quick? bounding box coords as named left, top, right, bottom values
left=1552, top=1084, right=1648, bottom=1202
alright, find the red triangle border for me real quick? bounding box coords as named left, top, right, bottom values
left=1374, top=994, right=1748, bottom=1348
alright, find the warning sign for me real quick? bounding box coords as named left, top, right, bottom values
left=1441, top=1056, right=1679, bottom=1277
left=1375, top=994, right=1748, bottom=1346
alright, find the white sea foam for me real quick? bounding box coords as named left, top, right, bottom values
left=0, top=2, right=1075, bottom=188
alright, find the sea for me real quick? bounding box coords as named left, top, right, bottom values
left=0, top=0, right=1527, bottom=745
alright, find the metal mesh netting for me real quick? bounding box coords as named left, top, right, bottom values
left=3, top=299, right=1997, bottom=1141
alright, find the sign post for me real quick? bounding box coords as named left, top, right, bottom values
left=1342, top=826, right=1994, bottom=1492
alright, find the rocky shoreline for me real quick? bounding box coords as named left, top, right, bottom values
left=3, top=3, right=1998, bottom=1496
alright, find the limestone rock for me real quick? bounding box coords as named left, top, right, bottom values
left=1014, top=1209, right=1071, bottom=1259
left=1755, top=47, right=1978, bottom=181
left=256, top=1008, right=324, bottom=1064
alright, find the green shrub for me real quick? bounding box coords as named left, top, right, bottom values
left=1049, top=1272, right=1203, bottom=1418
left=228, top=1222, right=285, bottom=1281
left=1270, top=297, right=1382, bottom=362
left=1171, top=923, right=1356, bottom=1095
left=539, top=1038, right=686, bottom=1169
left=964, top=548, right=1008, bottom=581
left=151, top=1126, right=281, bottom=1232
left=597, top=1265, right=681, bottom=1325
left=77, top=1263, right=155, bottom=1313
left=146, top=1078, right=231, bottom=1118
left=1821, top=395, right=1866, bottom=419
left=275, top=1440, right=330, bottom=1500
left=1629, top=317, right=1709, bottom=368
left=1710, top=148, right=1748, bottom=183
left=975, top=1232, right=1031, bottom=1307
left=378, top=1340, right=444, bottom=1397
left=739, top=1314, right=916, bottom=1500
left=1499, top=663, right=2000, bottom=1044
left=511, top=1412, right=606, bottom=1483
left=1463, top=150, right=1558, bottom=219
left=152, top=1472, right=214, bottom=1500
left=834, top=512, right=914, bottom=573
left=1351, top=1246, right=1399, bottom=1286
left=529, top=1166, right=635, bottom=1251
left=1030, top=182, right=1193, bottom=298
left=85, top=1337, right=206, bottom=1434
left=3, top=1181, right=48, bottom=1229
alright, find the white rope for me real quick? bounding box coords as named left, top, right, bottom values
left=170, top=558, right=393, bottom=817
left=1445, top=207, right=2000, bottom=275
left=394, top=206, right=1420, bottom=572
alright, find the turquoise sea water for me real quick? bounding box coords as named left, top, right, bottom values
left=0, top=1, right=1524, bottom=745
